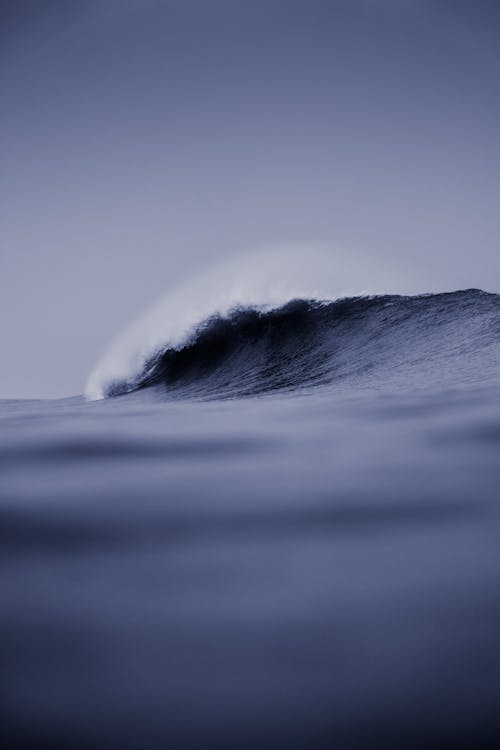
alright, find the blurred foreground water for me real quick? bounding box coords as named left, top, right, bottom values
left=1, top=381, right=500, bottom=749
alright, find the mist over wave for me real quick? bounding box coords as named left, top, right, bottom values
left=85, top=247, right=458, bottom=400
left=88, top=286, right=500, bottom=401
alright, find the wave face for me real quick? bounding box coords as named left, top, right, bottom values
left=100, top=289, right=500, bottom=399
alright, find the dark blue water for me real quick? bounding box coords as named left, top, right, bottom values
left=1, top=290, right=500, bottom=749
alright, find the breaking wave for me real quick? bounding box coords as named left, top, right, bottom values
left=86, top=287, right=500, bottom=400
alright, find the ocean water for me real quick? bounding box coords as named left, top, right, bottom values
left=2, top=289, right=500, bottom=749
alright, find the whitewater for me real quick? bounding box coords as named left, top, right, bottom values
left=2, top=250, right=500, bottom=749
left=85, top=247, right=411, bottom=399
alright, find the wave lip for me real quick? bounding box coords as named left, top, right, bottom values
left=90, top=289, right=500, bottom=400
left=85, top=246, right=414, bottom=400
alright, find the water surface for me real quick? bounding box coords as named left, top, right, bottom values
left=2, top=290, right=500, bottom=748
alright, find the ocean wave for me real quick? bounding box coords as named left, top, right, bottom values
left=85, top=248, right=374, bottom=400
left=87, top=289, right=500, bottom=400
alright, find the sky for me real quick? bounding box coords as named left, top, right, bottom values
left=1, top=0, right=499, bottom=398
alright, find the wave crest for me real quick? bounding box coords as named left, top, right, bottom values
left=85, top=247, right=392, bottom=400
left=88, top=289, right=500, bottom=400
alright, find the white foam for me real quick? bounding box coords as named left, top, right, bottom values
left=84, top=245, right=407, bottom=400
